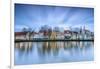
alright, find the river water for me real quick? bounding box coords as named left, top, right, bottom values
left=14, top=41, right=94, bottom=65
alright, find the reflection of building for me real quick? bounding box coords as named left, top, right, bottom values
left=37, top=42, right=60, bottom=56
left=15, top=42, right=33, bottom=53
left=15, top=41, right=93, bottom=60
left=36, top=41, right=93, bottom=57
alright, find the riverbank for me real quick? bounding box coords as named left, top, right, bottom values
left=15, top=39, right=94, bottom=42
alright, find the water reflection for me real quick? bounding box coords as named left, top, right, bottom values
left=15, top=41, right=94, bottom=65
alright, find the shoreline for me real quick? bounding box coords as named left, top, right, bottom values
left=15, top=39, right=94, bottom=42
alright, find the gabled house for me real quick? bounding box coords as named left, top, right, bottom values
left=15, top=32, right=27, bottom=40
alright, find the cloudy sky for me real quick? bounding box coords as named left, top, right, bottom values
left=15, top=4, right=94, bottom=32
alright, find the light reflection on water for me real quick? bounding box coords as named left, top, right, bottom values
left=14, top=41, right=94, bottom=65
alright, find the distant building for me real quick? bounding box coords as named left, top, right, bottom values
left=15, top=32, right=27, bottom=40
left=64, top=30, right=72, bottom=39
left=15, top=32, right=36, bottom=40
left=15, top=26, right=94, bottom=40
left=50, top=32, right=57, bottom=40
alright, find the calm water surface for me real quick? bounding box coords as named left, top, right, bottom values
left=14, top=41, right=94, bottom=65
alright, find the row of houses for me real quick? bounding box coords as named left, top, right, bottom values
left=15, top=28, right=94, bottom=40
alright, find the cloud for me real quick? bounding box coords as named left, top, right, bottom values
left=15, top=25, right=29, bottom=32
left=15, top=4, right=94, bottom=32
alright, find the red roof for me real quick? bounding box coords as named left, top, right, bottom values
left=15, top=32, right=38, bottom=36
left=15, top=32, right=27, bottom=36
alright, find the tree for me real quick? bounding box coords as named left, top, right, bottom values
left=28, top=28, right=35, bottom=40
left=53, top=27, right=60, bottom=39
left=48, top=27, right=52, bottom=39
left=53, top=27, right=60, bottom=32
left=22, top=27, right=28, bottom=32
left=40, top=25, right=51, bottom=38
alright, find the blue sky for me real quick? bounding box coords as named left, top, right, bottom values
left=15, top=4, right=94, bottom=32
